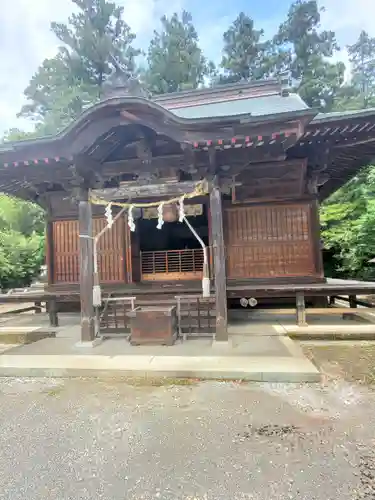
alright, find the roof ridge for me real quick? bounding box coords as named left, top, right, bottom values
left=153, top=79, right=282, bottom=108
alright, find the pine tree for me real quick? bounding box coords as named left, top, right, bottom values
left=347, top=30, right=375, bottom=108
left=220, top=13, right=271, bottom=83
left=145, top=11, right=210, bottom=94
left=19, top=0, right=140, bottom=132
left=274, top=0, right=345, bottom=110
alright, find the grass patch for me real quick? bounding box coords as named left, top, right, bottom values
left=95, top=376, right=200, bottom=388
left=43, top=385, right=64, bottom=397
left=123, top=377, right=199, bottom=387
left=302, top=343, right=375, bottom=385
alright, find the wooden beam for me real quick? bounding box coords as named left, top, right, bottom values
left=210, top=181, right=228, bottom=341
left=252, top=308, right=365, bottom=315
left=78, top=187, right=96, bottom=342
left=94, top=180, right=198, bottom=200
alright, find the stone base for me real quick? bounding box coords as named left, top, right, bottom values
left=212, top=340, right=232, bottom=349
left=74, top=337, right=103, bottom=348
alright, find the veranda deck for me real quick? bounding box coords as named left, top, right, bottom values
left=1, top=278, right=375, bottom=331
left=2, top=277, right=375, bottom=302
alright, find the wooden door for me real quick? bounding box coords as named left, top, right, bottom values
left=52, top=215, right=128, bottom=284
left=225, top=203, right=316, bottom=279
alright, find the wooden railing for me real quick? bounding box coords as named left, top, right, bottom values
left=141, top=249, right=204, bottom=281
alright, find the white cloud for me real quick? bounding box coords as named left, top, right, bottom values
left=320, top=0, right=375, bottom=44
left=0, top=0, right=183, bottom=135
left=1, top=0, right=374, bottom=136
left=0, top=0, right=71, bottom=134
left=319, top=0, right=375, bottom=82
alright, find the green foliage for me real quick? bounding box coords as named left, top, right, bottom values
left=321, top=28, right=375, bottom=278
left=342, top=31, right=375, bottom=109
left=2, top=129, right=36, bottom=142
left=220, top=13, right=270, bottom=83
left=321, top=167, right=375, bottom=279
left=145, top=11, right=210, bottom=94
left=0, top=195, right=45, bottom=236
left=0, top=195, right=45, bottom=290
left=18, top=0, right=140, bottom=134
left=274, top=0, right=345, bottom=110
left=0, top=231, right=45, bottom=290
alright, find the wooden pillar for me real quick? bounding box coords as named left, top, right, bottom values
left=48, top=298, right=59, bottom=327
left=46, top=219, right=54, bottom=285
left=45, top=200, right=58, bottom=327
left=78, top=188, right=95, bottom=342
left=310, top=199, right=324, bottom=278
left=209, top=184, right=228, bottom=341
left=349, top=295, right=358, bottom=309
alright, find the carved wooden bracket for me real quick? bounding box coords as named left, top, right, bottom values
left=306, top=168, right=329, bottom=194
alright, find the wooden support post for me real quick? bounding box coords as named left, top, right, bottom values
left=210, top=183, right=228, bottom=341
left=349, top=295, right=358, bottom=308
left=296, top=292, right=307, bottom=327
left=48, top=298, right=59, bottom=327
left=310, top=199, right=324, bottom=279
left=78, top=188, right=95, bottom=342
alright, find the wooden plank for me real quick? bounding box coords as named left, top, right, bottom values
left=210, top=184, right=228, bottom=341
left=252, top=308, right=373, bottom=315
left=232, top=159, right=307, bottom=203
left=142, top=271, right=203, bottom=281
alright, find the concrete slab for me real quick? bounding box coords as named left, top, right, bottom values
left=0, top=350, right=320, bottom=382
left=0, top=334, right=320, bottom=382
left=0, top=344, right=18, bottom=354
left=5, top=335, right=292, bottom=357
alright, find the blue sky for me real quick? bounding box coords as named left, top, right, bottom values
left=0, top=0, right=373, bottom=135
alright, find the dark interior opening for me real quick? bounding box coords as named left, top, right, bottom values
left=139, top=205, right=209, bottom=252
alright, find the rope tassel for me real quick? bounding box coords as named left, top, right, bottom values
left=156, top=202, right=164, bottom=230
left=104, top=203, right=113, bottom=227
left=178, top=195, right=185, bottom=222
left=128, top=205, right=136, bottom=232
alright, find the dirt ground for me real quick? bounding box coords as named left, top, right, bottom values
left=2, top=376, right=375, bottom=500
left=302, top=342, right=375, bottom=385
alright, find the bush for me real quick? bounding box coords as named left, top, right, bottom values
left=0, top=231, right=45, bottom=290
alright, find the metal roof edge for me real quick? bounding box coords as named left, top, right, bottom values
left=152, top=79, right=281, bottom=103
left=311, top=107, right=375, bottom=124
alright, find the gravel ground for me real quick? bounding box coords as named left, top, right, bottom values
left=0, top=377, right=375, bottom=500
left=302, top=343, right=375, bottom=385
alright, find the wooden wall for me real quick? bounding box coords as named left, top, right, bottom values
left=51, top=216, right=128, bottom=284
left=224, top=202, right=317, bottom=280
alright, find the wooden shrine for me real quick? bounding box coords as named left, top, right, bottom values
left=1, top=77, right=375, bottom=343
